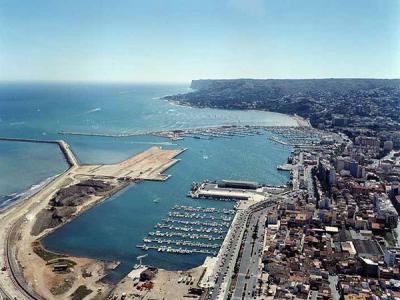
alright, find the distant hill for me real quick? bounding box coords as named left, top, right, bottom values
left=164, top=78, right=400, bottom=128
left=190, top=78, right=400, bottom=93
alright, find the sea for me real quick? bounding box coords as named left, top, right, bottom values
left=0, top=82, right=297, bottom=279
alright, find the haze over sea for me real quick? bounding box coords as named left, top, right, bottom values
left=0, top=82, right=296, bottom=276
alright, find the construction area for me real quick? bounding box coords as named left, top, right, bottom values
left=111, top=265, right=206, bottom=300
left=77, top=146, right=186, bottom=181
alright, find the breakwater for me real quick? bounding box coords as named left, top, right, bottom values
left=0, top=137, right=78, bottom=168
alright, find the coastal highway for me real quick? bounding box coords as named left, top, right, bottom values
left=209, top=210, right=249, bottom=300
left=232, top=206, right=269, bottom=300
left=208, top=200, right=275, bottom=300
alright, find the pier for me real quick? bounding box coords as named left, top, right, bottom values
left=148, top=231, right=225, bottom=241
left=188, top=180, right=267, bottom=201
left=268, top=136, right=288, bottom=145
left=143, top=238, right=221, bottom=249
left=168, top=212, right=232, bottom=221
left=277, top=163, right=294, bottom=171
left=154, top=224, right=227, bottom=234
left=161, top=218, right=230, bottom=228
left=136, top=245, right=217, bottom=256
left=171, top=205, right=234, bottom=214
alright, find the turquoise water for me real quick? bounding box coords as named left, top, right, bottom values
left=0, top=83, right=294, bottom=276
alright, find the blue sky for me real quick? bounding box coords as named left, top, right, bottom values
left=0, top=0, right=399, bottom=82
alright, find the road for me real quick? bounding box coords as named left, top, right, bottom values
left=232, top=206, right=270, bottom=300
left=208, top=210, right=249, bottom=300
left=0, top=288, right=10, bottom=300
left=208, top=200, right=275, bottom=300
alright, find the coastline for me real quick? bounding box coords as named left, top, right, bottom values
left=0, top=173, right=63, bottom=212
left=163, top=97, right=305, bottom=127
left=293, top=113, right=311, bottom=127
left=0, top=143, right=186, bottom=299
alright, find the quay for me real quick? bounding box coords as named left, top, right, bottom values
left=188, top=180, right=268, bottom=201
left=277, top=163, right=294, bottom=171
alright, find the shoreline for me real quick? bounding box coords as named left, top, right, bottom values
left=0, top=173, right=62, bottom=212
left=292, top=113, right=311, bottom=127
left=0, top=143, right=186, bottom=299
left=164, top=97, right=303, bottom=125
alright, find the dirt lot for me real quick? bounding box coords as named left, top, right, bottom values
left=111, top=266, right=206, bottom=300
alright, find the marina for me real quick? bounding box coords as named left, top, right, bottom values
left=267, top=127, right=323, bottom=146
left=137, top=204, right=233, bottom=256
left=148, top=231, right=225, bottom=241
left=167, top=212, right=232, bottom=221
left=161, top=218, right=230, bottom=228
left=59, top=124, right=267, bottom=141
left=143, top=238, right=221, bottom=249
left=57, top=125, right=320, bottom=143
left=154, top=224, right=227, bottom=234
left=136, top=245, right=218, bottom=256
left=171, top=205, right=234, bottom=214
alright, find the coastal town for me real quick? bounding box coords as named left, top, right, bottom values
left=0, top=80, right=400, bottom=300
left=110, top=77, right=400, bottom=300
left=1, top=0, right=399, bottom=297
left=108, top=118, right=400, bottom=300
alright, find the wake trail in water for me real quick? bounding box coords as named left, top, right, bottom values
left=87, top=107, right=102, bottom=114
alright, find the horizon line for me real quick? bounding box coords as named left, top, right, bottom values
left=0, top=77, right=400, bottom=85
